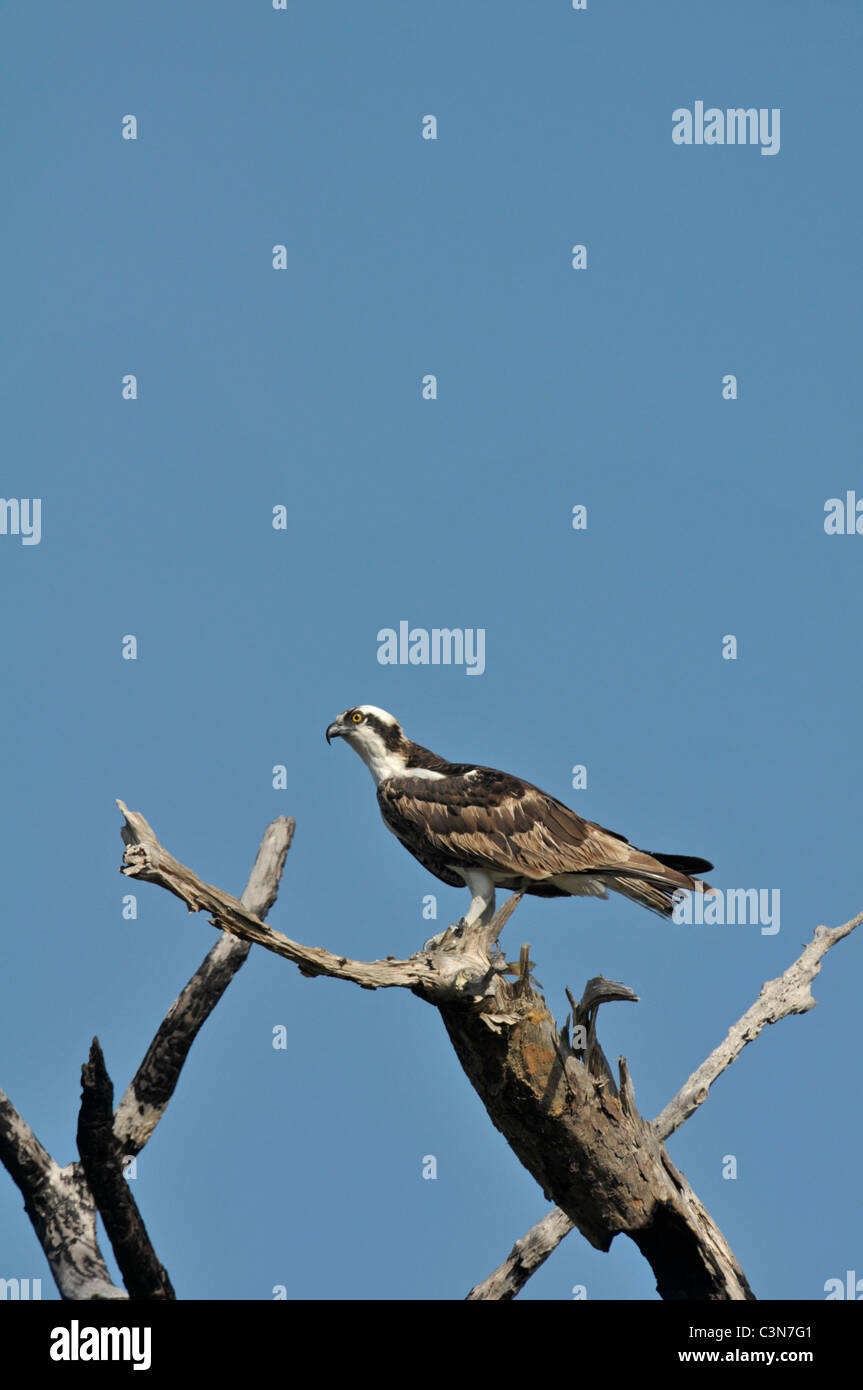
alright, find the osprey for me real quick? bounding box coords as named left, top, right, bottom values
left=326, top=705, right=714, bottom=928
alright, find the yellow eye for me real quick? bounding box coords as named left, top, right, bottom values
left=351, top=711, right=364, bottom=724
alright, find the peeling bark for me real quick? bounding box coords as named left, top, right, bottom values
left=0, top=1090, right=123, bottom=1300
left=439, top=955, right=753, bottom=1299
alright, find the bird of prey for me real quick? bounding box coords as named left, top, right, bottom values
left=326, top=705, right=713, bottom=928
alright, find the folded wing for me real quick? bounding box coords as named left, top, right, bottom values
left=377, top=768, right=713, bottom=915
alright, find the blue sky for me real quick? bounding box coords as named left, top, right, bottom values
left=1, top=1, right=861, bottom=1300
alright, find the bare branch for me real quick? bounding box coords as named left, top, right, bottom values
left=0, top=1089, right=123, bottom=1300
left=1, top=814, right=298, bottom=1299
left=77, top=1039, right=174, bottom=1300
left=568, top=974, right=639, bottom=1094
left=466, top=1207, right=575, bottom=1300
left=114, top=816, right=295, bottom=1154
left=117, top=801, right=514, bottom=1002
left=0, top=1087, right=56, bottom=1195
left=653, top=910, right=863, bottom=1142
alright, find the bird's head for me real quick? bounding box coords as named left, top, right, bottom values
left=326, top=705, right=408, bottom=784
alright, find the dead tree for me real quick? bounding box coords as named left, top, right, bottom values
left=1, top=803, right=858, bottom=1299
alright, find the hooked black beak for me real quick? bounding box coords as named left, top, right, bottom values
left=325, top=721, right=342, bottom=745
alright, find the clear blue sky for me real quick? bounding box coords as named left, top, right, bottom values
left=2, top=1, right=861, bottom=1300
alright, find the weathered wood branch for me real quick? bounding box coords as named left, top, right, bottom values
left=0, top=1089, right=56, bottom=1208
left=439, top=951, right=754, bottom=1300
left=471, top=907, right=862, bottom=1297
left=1, top=814, right=294, bottom=1299
left=0, top=1089, right=124, bottom=1300
left=114, top=816, right=295, bottom=1154
left=466, top=1206, right=575, bottom=1300
left=466, top=976, right=640, bottom=1300
left=117, top=801, right=515, bottom=1003
left=77, top=1039, right=175, bottom=1300
left=117, top=801, right=753, bottom=1299
left=653, top=910, right=863, bottom=1141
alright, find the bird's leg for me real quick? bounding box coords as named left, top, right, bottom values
left=459, top=870, right=496, bottom=933
left=422, top=872, right=496, bottom=951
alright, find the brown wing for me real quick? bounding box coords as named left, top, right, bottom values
left=378, top=768, right=630, bottom=879
left=377, top=768, right=713, bottom=913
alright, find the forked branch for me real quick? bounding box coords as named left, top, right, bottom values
left=0, top=812, right=295, bottom=1299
